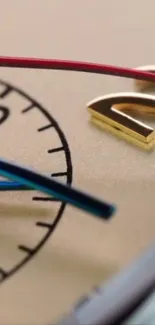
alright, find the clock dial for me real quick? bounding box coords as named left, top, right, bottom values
left=0, top=79, right=72, bottom=283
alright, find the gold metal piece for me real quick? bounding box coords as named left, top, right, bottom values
left=134, top=65, right=155, bottom=92
left=87, top=92, right=155, bottom=150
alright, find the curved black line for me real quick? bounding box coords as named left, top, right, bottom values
left=0, top=80, right=73, bottom=285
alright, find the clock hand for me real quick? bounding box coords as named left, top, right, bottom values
left=0, top=157, right=116, bottom=220
left=0, top=180, right=31, bottom=191
left=0, top=56, right=155, bottom=82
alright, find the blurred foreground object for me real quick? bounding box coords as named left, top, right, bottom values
left=56, top=242, right=155, bottom=325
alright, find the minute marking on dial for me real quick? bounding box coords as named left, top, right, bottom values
left=22, top=103, right=36, bottom=113
left=51, top=171, right=68, bottom=177
left=36, top=221, right=55, bottom=230
left=33, top=197, right=62, bottom=202
left=38, top=123, right=54, bottom=132
left=18, top=245, right=34, bottom=255
left=48, top=146, right=64, bottom=154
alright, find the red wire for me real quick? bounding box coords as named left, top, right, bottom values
left=0, top=55, right=154, bottom=82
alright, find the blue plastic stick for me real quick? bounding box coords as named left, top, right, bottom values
left=0, top=180, right=31, bottom=191
left=0, top=157, right=116, bottom=220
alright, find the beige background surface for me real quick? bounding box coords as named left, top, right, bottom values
left=0, top=1, right=155, bottom=324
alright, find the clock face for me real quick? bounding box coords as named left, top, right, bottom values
left=1, top=1, right=155, bottom=325
left=1, top=74, right=155, bottom=325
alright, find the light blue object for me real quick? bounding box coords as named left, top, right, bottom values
left=0, top=157, right=116, bottom=220
left=0, top=180, right=31, bottom=191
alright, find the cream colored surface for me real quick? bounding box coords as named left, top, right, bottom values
left=0, top=1, right=155, bottom=324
